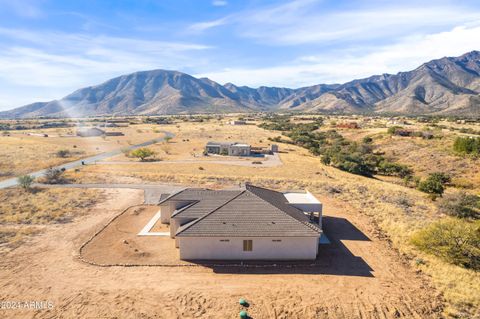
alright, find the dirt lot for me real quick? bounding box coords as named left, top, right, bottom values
left=0, top=188, right=442, bottom=319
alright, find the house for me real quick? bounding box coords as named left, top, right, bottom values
left=229, top=120, right=246, bottom=125
left=76, top=127, right=105, bottom=137
left=157, top=184, right=322, bottom=260
left=205, top=141, right=251, bottom=156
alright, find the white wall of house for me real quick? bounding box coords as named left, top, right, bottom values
left=160, top=200, right=193, bottom=224
left=178, top=236, right=319, bottom=260
left=160, top=202, right=174, bottom=224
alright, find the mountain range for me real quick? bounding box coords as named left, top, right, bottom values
left=2, top=51, right=480, bottom=118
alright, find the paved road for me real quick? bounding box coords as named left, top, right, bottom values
left=0, top=131, right=174, bottom=189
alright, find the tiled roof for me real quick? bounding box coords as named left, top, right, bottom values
left=171, top=190, right=243, bottom=219
left=174, top=185, right=321, bottom=237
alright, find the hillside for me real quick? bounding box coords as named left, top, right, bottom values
left=1, top=51, right=480, bottom=118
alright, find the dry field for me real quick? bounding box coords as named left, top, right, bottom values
left=0, top=188, right=443, bottom=319
left=63, top=118, right=480, bottom=317
left=0, top=187, right=104, bottom=250
left=0, top=124, right=166, bottom=180
left=106, top=120, right=276, bottom=162
left=1, top=117, right=479, bottom=318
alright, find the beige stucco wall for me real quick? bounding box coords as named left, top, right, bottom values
left=178, top=237, right=319, bottom=260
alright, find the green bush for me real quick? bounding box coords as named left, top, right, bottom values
left=130, top=148, right=156, bottom=161
left=260, top=119, right=411, bottom=178
left=377, top=161, right=412, bottom=178
left=453, top=136, right=480, bottom=155
left=411, top=218, right=480, bottom=270
left=17, top=175, right=35, bottom=191
left=417, top=172, right=450, bottom=196
left=387, top=126, right=403, bottom=134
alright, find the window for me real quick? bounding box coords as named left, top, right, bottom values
left=272, top=239, right=282, bottom=242
left=219, top=239, right=230, bottom=242
left=243, top=240, right=253, bottom=251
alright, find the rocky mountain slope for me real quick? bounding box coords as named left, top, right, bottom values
left=1, top=51, right=479, bottom=118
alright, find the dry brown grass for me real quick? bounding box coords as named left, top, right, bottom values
left=0, top=188, right=104, bottom=251
left=0, top=124, right=166, bottom=180
left=65, top=118, right=480, bottom=317
left=0, top=188, right=104, bottom=224
left=105, top=121, right=277, bottom=162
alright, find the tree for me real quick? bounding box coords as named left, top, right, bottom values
left=411, top=219, right=480, bottom=270
left=130, top=148, right=156, bottom=161
left=417, top=173, right=447, bottom=197
left=17, top=175, right=35, bottom=191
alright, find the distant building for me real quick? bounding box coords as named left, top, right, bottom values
left=76, top=127, right=105, bottom=137
left=229, top=120, right=246, bottom=125
left=205, top=141, right=251, bottom=156
left=271, top=144, right=279, bottom=153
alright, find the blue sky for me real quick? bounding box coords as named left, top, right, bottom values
left=1, top=0, right=480, bottom=110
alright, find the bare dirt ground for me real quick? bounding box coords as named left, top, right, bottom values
left=0, top=187, right=442, bottom=319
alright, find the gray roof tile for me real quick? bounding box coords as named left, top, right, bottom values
left=175, top=185, right=321, bottom=237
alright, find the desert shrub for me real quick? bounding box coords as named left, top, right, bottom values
left=437, top=192, right=480, bottom=219
left=17, top=175, right=35, bottom=191
left=130, top=148, right=156, bottom=161
left=56, top=149, right=71, bottom=158
left=429, top=172, right=451, bottom=185
left=362, top=136, right=373, bottom=144
left=417, top=172, right=450, bottom=197
left=261, top=118, right=411, bottom=178
left=387, top=126, right=403, bottom=134
left=453, top=136, right=480, bottom=155
left=377, top=161, right=412, bottom=178
left=43, top=167, right=66, bottom=184
left=411, top=219, right=480, bottom=270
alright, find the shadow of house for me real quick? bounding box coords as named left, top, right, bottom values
left=189, top=216, right=373, bottom=277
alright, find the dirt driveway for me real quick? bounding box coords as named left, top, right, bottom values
left=0, top=188, right=442, bottom=319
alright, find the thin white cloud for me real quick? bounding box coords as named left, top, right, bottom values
left=187, top=17, right=229, bottom=33
left=212, top=0, right=228, bottom=6
left=191, top=0, right=480, bottom=45
left=0, top=28, right=212, bottom=109
left=196, top=23, right=480, bottom=87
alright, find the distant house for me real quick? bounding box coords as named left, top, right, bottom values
left=229, top=120, right=246, bottom=125
left=205, top=141, right=251, bottom=156
left=158, top=184, right=323, bottom=260
left=76, top=127, right=105, bottom=137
